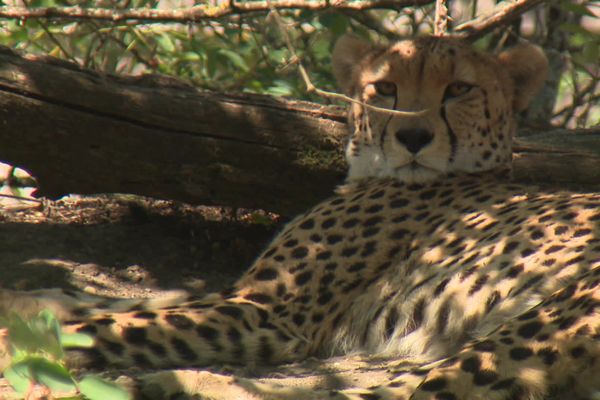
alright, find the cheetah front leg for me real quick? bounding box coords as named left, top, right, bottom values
left=409, top=270, right=600, bottom=400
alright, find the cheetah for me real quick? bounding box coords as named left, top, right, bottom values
left=2, top=35, right=600, bottom=400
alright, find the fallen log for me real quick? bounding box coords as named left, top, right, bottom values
left=0, top=46, right=598, bottom=215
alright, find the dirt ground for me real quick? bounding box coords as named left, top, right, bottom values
left=0, top=165, right=578, bottom=399
left=1, top=191, right=405, bottom=400
left=0, top=158, right=402, bottom=399
left=0, top=191, right=296, bottom=398
left=0, top=193, right=283, bottom=298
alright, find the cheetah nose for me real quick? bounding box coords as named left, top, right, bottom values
left=395, top=129, right=433, bottom=154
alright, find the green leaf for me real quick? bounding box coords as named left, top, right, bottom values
left=559, top=2, right=596, bottom=17
left=245, top=80, right=264, bottom=91
left=217, top=49, right=249, bottom=72
left=124, top=39, right=138, bottom=53
left=60, top=332, right=95, bottom=348
left=298, top=9, right=315, bottom=19
left=180, top=51, right=201, bottom=62
left=156, top=32, right=175, bottom=53
left=4, top=363, right=31, bottom=394
left=267, top=48, right=288, bottom=64
left=39, top=310, right=60, bottom=338
left=204, top=48, right=217, bottom=78
left=318, top=13, right=349, bottom=36
left=32, top=29, right=46, bottom=41
left=7, top=314, right=39, bottom=355
left=558, top=23, right=592, bottom=36
left=248, top=212, right=276, bottom=226
left=38, top=311, right=64, bottom=359
left=582, top=42, right=600, bottom=64
left=5, top=357, right=76, bottom=393
left=31, top=316, right=62, bottom=359
left=5, top=311, right=64, bottom=360
left=169, top=30, right=189, bottom=41
left=79, top=376, right=132, bottom=400
left=31, top=358, right=76, bottom=392
left=311, top=36, right=331, bottom=60
left=266, top=80, right=294, bottom=96
left=130, top=28, right=152, bottom=49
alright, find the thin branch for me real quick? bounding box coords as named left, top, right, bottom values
left=452, top=0, right=545, bottom=40
left=37, top=19, right=78, bottom=63
left=433, top=0, right=447, bottom=36
left=89, top=21, right=154, bottom=72
left=552, top=78, right=599, bottom=125
left=268, top=3, right=427, bottom=117
left=0, top=0, right=433, bottom=23
left=0, top=194, right=42, bottom=203
left=470, top=0, right=478, bottom=20
left=0, top=0, right=544, bottom=41
left=342, top=10, right=399, bottom=40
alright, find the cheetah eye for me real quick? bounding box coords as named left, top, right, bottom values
left=444, top=81, right=476, bottom=101
left=373, top=81, right=397, bottom=97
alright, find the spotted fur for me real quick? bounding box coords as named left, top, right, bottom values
left=2, top=36, right=599, bottom=400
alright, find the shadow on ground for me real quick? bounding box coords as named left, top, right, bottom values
left=0, top=195, right=282, bottom=297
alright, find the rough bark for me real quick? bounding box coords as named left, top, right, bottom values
left=513, top=128, right=600, bottom=189
left=0, top=0, right=435, bottom=23
left=0, top=46, right=599, bottom=215
left=0, top=46, right=349, bottom=216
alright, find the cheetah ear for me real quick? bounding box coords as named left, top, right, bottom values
left=497, top=43, right=549, bottom=112
left=332, top=35, right=374, bottom=95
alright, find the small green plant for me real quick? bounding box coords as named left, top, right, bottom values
left=0, top=310, right=130, bottom=400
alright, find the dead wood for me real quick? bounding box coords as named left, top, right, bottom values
left=0, top=0, right=434, bottom=23
left=0, top=47, right=598, bottom=215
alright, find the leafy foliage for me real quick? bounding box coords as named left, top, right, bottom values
left=0, top=310, right=130, bottom=400
left=552, top=1, right=599, bottom=128
left=0, top=0, right=596, bottom=126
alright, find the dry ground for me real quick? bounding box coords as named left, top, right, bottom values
left=0, top=194, right=280, bottom=297
left=0, top=193, right=401, bottom=399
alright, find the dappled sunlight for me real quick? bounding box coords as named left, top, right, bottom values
left=19, top=258, right=157, bottom=298
left=0, top=11, right=598, bottom=398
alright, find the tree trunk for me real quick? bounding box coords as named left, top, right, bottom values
left=1, top=46, right=599, bottom=215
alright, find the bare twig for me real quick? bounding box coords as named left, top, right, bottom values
left=433, top=0, right=448, bottom=36
left=89, top=21, right=155, bottom=72
left=453, top=0, right=545, bottom=40
left=37, top=20, right=78, bottom=63
left=342, top=10, right=398, bottom=39
left=470, top=0, right=478, bottom=20
left=0, top=194, right=41, bottom=203
left=0, top=0, right=433, bottom=23
left=268, top=4, right=427, bottom=117
left=0, top=0, right=544, bottom=41
left=553, top=76, right=599, bottom=127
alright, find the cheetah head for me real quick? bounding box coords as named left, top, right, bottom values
left=332, top=35, right=548, bottom=183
